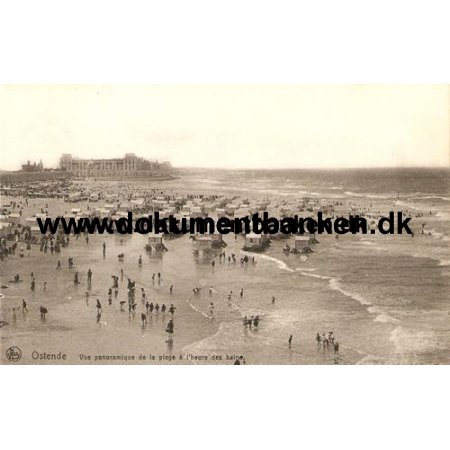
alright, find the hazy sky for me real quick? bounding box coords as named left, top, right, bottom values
left=0, top=85, right=448, bottom=170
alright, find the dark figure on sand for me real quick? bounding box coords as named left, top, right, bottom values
left=40, top=306, right=48, bottom=319
left=165, top=319, right=174, bottom=338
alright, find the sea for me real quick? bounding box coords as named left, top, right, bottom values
left=1, top=168, right=449, bottom=364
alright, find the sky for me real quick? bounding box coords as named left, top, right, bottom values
left=0, top=85, right=448, bottom=170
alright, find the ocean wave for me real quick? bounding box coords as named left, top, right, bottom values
left=344, top=191, right=393, bottom=199
left=248, top=253, right=296, bottom=273
left=185, top=296, right=210, bottom=318
left=411, top=195, right=450, bottom=202
left=435, top=211, right=450, bottom=221
left=389, top=326, right=440, bottom=357
left=249, top=252, right=401, bottom=326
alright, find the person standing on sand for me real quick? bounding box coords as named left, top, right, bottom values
left=316, top=333, right=321, bottom=346
left=334, top=342, right=339, bottom=355
left=288, top=335, right=293, bottom=348
left=87, top=269, right=92, bottom=287
left=56, top=260, right=61, bottom=270
left=40, top=306, right=47, bottom=319
left=22, top=299, right=28, bottom=313
left=165, top=319, right=174, bottom=338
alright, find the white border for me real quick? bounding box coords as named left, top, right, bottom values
left=1, top=1, right=449, bottom=449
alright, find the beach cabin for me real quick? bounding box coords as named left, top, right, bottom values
left=8, top=213, right=21, bottom=224
left=131, top=198, right=145, bottom=209
left=321, top=204, right=334, bottom=215
left=145, top=233, right=168, bottom=252
left=294, top=236, right=311, bottom=252
left=25, top=217, right=37, bottom=226
left=190, top=206, right=203, bottom=218
left=30, top=226, right=44, bottom=238
left=215, top=208, right=226, bottom=218
left=211, top=233, right=226, bottom=248
left=225, top=204, right=239, bottom=216
left=0, top=222, right=12, bottom=238
left=243, top=233, right=270, bottom=252
left=152, top=200, right=167, bottom=211
left=245, top=233, right=262, bottom=247
left=196, top=236, right=213, bottom=251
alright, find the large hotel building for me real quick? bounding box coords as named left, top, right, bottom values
left=59, top=153, right=172, bottom=178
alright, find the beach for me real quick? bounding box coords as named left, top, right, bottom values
left=1, top=167, right=449, bottom=364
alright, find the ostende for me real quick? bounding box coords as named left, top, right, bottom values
left=31, top=351, right=67, bottom=360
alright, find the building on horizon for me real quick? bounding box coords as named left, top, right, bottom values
left=59, top=153, right=172, bottom=178
left=21, top=159, right=44, bottom=172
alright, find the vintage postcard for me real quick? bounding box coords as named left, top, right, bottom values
left=1, top=85, right=449, bottom=364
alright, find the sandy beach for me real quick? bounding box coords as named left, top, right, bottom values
left=1, top=168, right=449, bottom=364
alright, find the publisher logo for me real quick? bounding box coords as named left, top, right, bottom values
left=6, top=346, right=22, bottom=362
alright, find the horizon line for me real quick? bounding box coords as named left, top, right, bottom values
left=1, top=164, right=450, bottom=173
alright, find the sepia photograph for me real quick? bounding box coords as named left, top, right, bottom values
left=1, top=85, right=449, bottom=365
left=2, top=3, right=450, bottom=450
